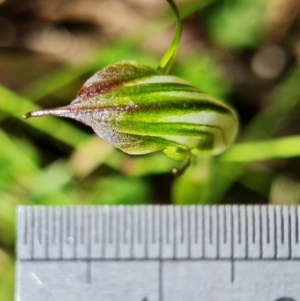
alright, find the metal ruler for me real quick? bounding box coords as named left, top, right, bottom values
left=16, top=205, right=300, bottom=301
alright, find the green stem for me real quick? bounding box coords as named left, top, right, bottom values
left=157, top=0, right=182, bottom=74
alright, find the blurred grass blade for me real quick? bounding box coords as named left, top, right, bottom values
left=245, top=65, right=300, bottom=139
left=222, top=135, right=300, bottom=162
left=0, top=130, right=39, bottom=174
left=0, top=85, right=88, bottom=148
left=0, top=259, right=14, bottom=301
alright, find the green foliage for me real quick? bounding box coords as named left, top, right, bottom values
left=0, top=0, right=300, bottom=299
left=207, top=0, right=268, bottom=49
left=89, top=176, right=152, bottom=205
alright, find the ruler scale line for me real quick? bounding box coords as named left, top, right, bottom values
left=187, top=206, right=191, bottom=259
left=230, top=206, right=234, bottom=283
left=296, top=206, right=299, bottom=244
left=130, top=206, right=134, bottom=259
left=18, top=206, right=300, bottom=259
left=80, top=207, right=84, bottom=245
left=87, top=208, right=92, bottom=258
left=252, top=206, right=255, bottom=244
left=31, top=207, right=34, bottom=260
left=288, top=206, right=292, bottom=259
left=59, top=207, right=62, bottom=260
left=102, top=208, right=106, bottom=258
left=274, top=206, right=278, bottom=259
left=172, top=206, right=176, bottom=259
left=180, top=207, right=184, bottom=244
left=245, top=206, right=248, bottom=259
left=95, top=207, right=99, bottom=244
left=23, top=207, right=28, bottom=246
left=216, top=206, right=220, bottom=259
left=259, top=206, right=263, bottom=259
left=37, top=207, right=42, bottom=246
left=74, top=207, right=78, bottom=259
left=231, top=260, right=235, bottom=283
left=137, top=206, right=142, bottom=244
left=86, top=207, right=92, bottom=284
left=209, top=206, right=212, bottom=245
left=45, top=207, right=49, bottom=260
left=145, top=206, right=148, bottom=259
left=231, top=206, right=234, bottom=261
left=224, top=206, right=227, bottom=244
left=195, top=206, right=198, bottom=245
left=291, top=206, right=300, bottom=258
left=159, top=206, right=162, bottom=260
left=202, top=206, right=205, bottom=259
left=238, top=206, right=241, bottom=244
left=116, top=207, right=120, bottom=259
left=267, top=206, right=270, bottom=244
left=281, top=206, right=284, bottom=244
left=18, top=205, right=300, bottom=261
left=159, top=260, right=163, bottom=301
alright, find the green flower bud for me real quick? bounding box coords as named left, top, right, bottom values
left=24, top=0, right=238, bottom=175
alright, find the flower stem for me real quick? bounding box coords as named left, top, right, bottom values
left=157, top=0, right=182, bottom=75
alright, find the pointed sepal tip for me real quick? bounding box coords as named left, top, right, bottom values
left=23, top=112, right=33, bottom=120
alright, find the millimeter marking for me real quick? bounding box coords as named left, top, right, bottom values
left=18, top=205, right=300, bottom=261
left=16, top=206, right=300, bottom=301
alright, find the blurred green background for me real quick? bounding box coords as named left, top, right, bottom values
left=0, top=0, right=300, bottom=299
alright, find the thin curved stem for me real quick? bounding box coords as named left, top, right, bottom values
left=157, top=0, right=182, bottom=75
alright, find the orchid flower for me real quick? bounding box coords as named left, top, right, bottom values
left=24, top=0, right=238, bottom=175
